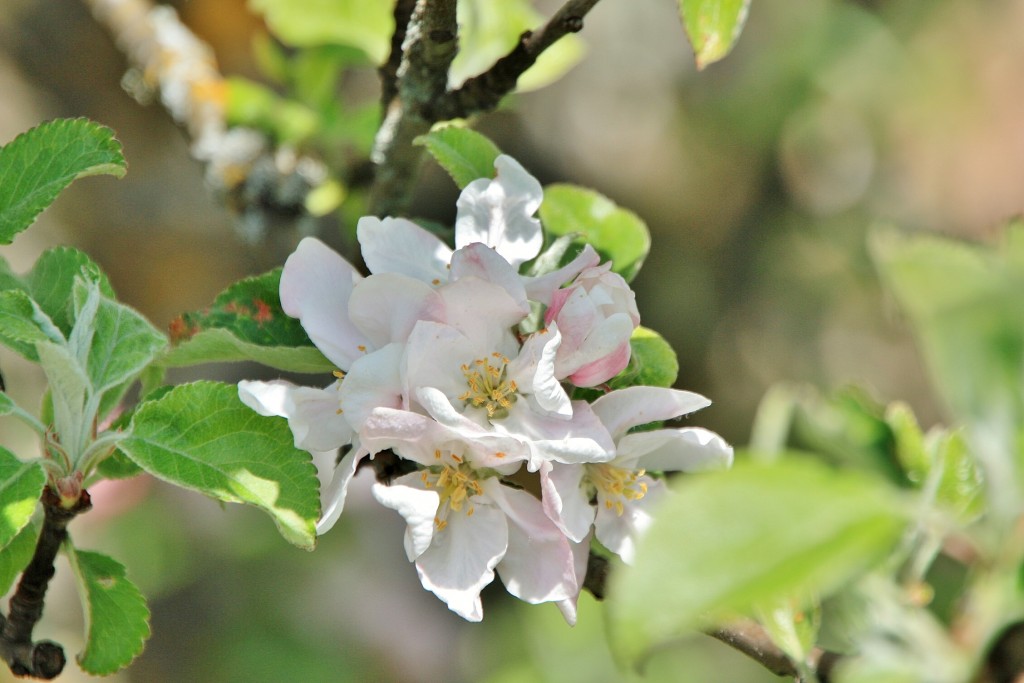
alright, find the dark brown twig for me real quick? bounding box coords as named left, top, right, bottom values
left=380, top=0, right=418, bottom=108
left=0, top=487, right=91, bottom=679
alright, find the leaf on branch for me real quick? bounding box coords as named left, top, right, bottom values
left=249, top=0, right=393, bottom=64
left=120, top=381, right=321, bottom=550
left=25, top=247, right=115, bottom=337
left=0, top=522, right=39, bottom=597
left=0, top=447, right=45, bottom=551
left=0, top=119, right=126, bottom=245
left=415, top=126, right=502, bottom=189
left=162, top=269, right=332, bottom=373
left=0, top=289, right=64, bottom=360
left=678, top=0, right=752, bottom=69
left=65, top=546, right=150, bottom=675
left=607, top=457, right=909, bottom=668
left=539, top=184, right=651, bottom=283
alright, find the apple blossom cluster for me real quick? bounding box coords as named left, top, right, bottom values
left=238, top=156, right=733, bottom=622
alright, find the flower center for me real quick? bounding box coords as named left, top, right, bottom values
left=458, top=352, right=518, bottom=419
left=421, top=450, right=485, bottom=531
left=589, top=464, right=648, bottom=516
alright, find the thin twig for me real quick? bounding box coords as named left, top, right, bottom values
left=380, top=0, right=419, bottom=109
left=0, top=487, right=91, bottom=679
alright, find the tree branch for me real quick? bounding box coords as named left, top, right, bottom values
left=0, top=487, right=92, bottom=679
left=436, top=0, right=601, bottom=121
left=380, top=0, right=419, bottom=109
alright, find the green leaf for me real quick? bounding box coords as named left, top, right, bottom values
left=225, top=77, right=319, bottom=145
left=452, top=0, right=584, bottom=93
left=607, top=457, right=908, bottom=667
left=0, top=447, right=45, bottom=550
left=539, top=184, right=651, bottom=283
left=932, top=430, right=983, bottom=522
left=0, top=119, right=126, bottom=244
left=885, top=402, right=929, bottom=486
left=0, top=522, right=39, bottom=597
left=248, top=0, right=393, bottom=64
left=610, top=326, right=679, bottom=389
left=678, top=0, right=752, bottom=69
left=0, top=289, right=63, bottom=359
left=120, top=382, right=320, bottom=549
left=36, top=340, right=91, bottom=459
left=415, top=126, right=502, bottom=189
left=163, top=270, right=332, bottom=373
left=0, top=392, right=13, bottom=416
left=71, top=278, right=166, bottom=403
left=25, top=246, right=115, bottom=336
left=66, top=546, right=150, bottom=675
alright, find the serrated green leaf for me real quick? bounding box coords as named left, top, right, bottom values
left=452, top=0, right=584, bottom=92
left=886, top=402, right=929, bottom=485
left=0, top=392, right=14, bottom=416
left=678, top=0, right=752, bottom=69
left=932, top=430, right=983, bottom=522
left=611, top=326, right=679, bottom=389
left=415, top=126, right=502, bottom=189
left=120, top=382, right=320, bottom=549
left=25, top=246, right=115, bottom=336
left=66, top=546, right=150, bottom=675
left=36, top=340, right=91, bottom=459
left=0, top=448, right=45, bottom=551
left=248, top=0, right=393, bottom=63
left=0, top=289, right=64, bottom=360
left=540, top=184, right=651, bottom=283
left=163, top=269, right=332, bottom=373
left=0, top=522, right=39, bottom=597
left=608, top=457, right=908, bottom=667
left=0, top=119, right=126, bottom=244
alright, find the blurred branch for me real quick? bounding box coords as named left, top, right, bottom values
left=82, top=0, right=327, bottom=240
left=369, top=0, right=603, bottom=216
left=380, top=0, right=419, bottom=108
left=0, top=488, right=92, bottom=680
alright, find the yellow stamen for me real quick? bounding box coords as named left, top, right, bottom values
left=459, top=353, right=518, bottom=419
left=590, top=464, right=648, bottom=516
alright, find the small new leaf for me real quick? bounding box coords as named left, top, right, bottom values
left=0, top=289, right=64, bottom=360
left=120, top=382, right=320, bottom=549
left=66, top=546, right=150, bottom=675
left=415, top=126, right=502, bottom=189
left=0, top=119, right=126, bottom=244
left=679, top=0, right=752, bottom=69
left=0, top=447, right=45, bottom=551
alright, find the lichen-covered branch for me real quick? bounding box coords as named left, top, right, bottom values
left=0, top=488, right=92, bottom=680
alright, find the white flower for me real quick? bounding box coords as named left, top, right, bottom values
left=540, top=386, right=733, bottom=563
left=363, top=408, right=578, bottom=621
left=546, top=263, right=640, bottom=386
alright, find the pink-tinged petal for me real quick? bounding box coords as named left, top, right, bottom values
left=360, top=406, right=442, bottom=466
left=591, top=386, right=711, bottom=440
left=316, top=447, right=365, bottom=534
left=414, top=504, right=509, bottom=622
left=455, top=155, right=543, bottom=268
left=539, top=461, right=595, bottom=543
left=555, top=535, right=592, bottom=625
left=507, top=325, right=570, bottom=418
left=357, top=216, right=452, bottom=282
left=280, top=237, right=370, bottom=369
left=348, top=273, right=446, bottom=348
left=450, top=243, right=529, bottom=313
left=372, top=474, right=440, bottom=561
left=238, top=379, right=353, bottom=452
left=413, top=388, right=530, bottom=470
left=524, top=245, right=601, bottom=306
left=621, top=427, right=734, bottom=473
left=498, top=400, right=615, bottom=470
left=567, top=336, right=631, bottom=387
left=437, top=277, right=526, bottom=351
left=486, top=482, right=577, bottom=604
left=594, top=478, right=667, bottom=564
left=337, top=343, right=404, bottom=431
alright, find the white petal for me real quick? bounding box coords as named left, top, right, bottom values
left=594, top=479, right=667, bottom=564
left=498, top=400, right=615, bottom=470
left=316, top=447, right=364, bottom=534
left=414, top=503, right=508, bottom=622
left=507, top=325, right=570, bottom=417
left=455, top=155, right=543, bottom=268
left=357, top=216, right=452, bottom=282
left=403, top=321, right=477, bottom=404
left=437, top=276, right=526, bottom=351
left=556, top=533, right=592, bottom=626
left=522, top=244, right=601, bottom=306
left=413, top=388, right=530, bottom=470
left=280, top=237, right=370, bottom=369
left=540, top=462, right=595, bottom=543
left=591, top=386, right=711, bottom=440
left=337, top=343, right=404, bottom=431
left=238, top=379, right=353, bottom=452
left=621, top=427, right=734, bottom=472
left=372, top=474, right=440, bottom=561
left=348, top=272, right=446, bottom=348
left=486, top=482, right=577, bottom=604
left=450, top=242, right=529, bottom=312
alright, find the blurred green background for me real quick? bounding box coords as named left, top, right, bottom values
left=1, top=0, right=1022, bottom=680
